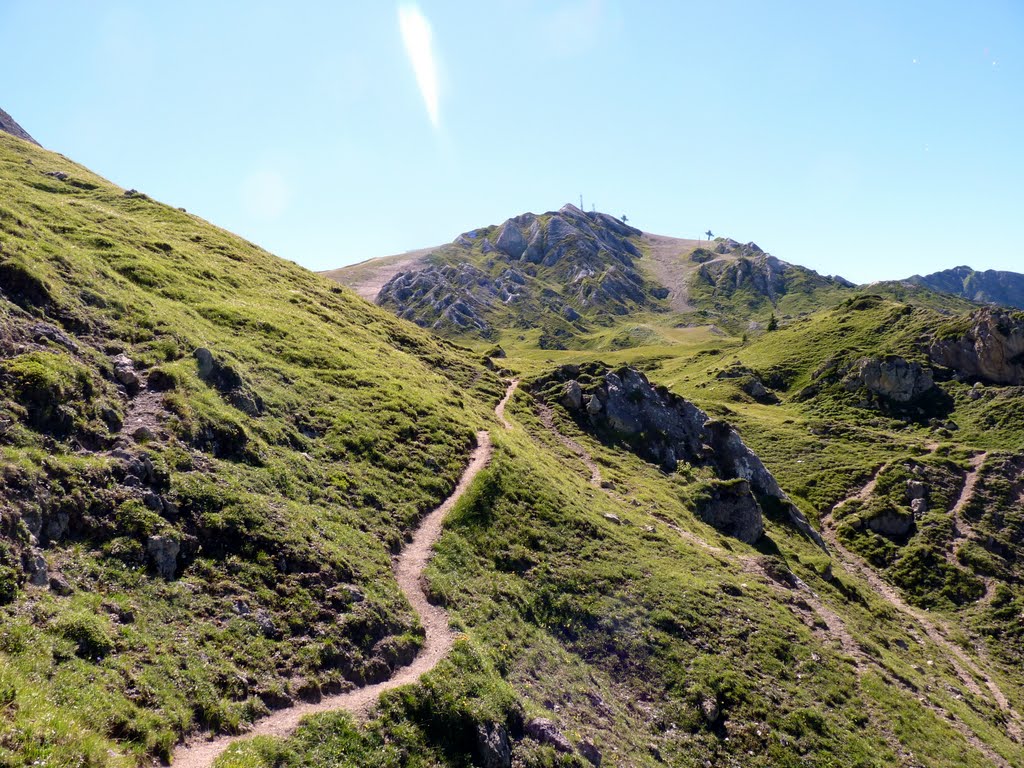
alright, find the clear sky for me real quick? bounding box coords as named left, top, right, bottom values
left=2, top=1, right=1021, bottom=282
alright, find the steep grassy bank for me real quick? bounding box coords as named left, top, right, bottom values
left=0, top=132, right=501, bottom=764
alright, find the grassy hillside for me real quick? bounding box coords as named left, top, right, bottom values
left=1, top=129, right=1022, bottom=768
left=0, top=132, right=502, bottom=764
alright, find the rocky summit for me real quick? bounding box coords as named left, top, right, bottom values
left=375, top=204, right=660, bottom=339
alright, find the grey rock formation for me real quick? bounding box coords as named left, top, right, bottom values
left=536, top=365, right=826, bottom=549
left=866, top=508, right=914, bottom=537
left=146, top=534, right=180, bottom=579
left=475, top=722, right=512, bottom=768
left=194, top=347, right=264, bottom=415
left=845, top=356, right=935, bottom=403
left=376, top=205, right=651, bottom=337
left=929, top=308, right=1024, bottom=385
left=49, top=573, right=73, bottom=596
left=562, top=380, right=583, bottom=411
left=112, top=353, right=141, bottom=392
left=0, top=107, right=39, bottom=145
left=696, top=479, right=764, bottom=543
left=525, top=717, right=575, bottom=754
left=577, top=738, right=602, bottom=766
left=25, top=548, right=48, bottom=586
left=693, top=246, right=847, bottom=310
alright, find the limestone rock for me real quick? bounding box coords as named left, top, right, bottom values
left=111, top=353, right=140, bottom=392
left=525, top=717, right=574, bottom=754
left=146, top=535, right=180, bottom=579
left=578, top=738, right=602, bottom=766
left=475, top=722, right=512, bottom=768
left=49, top=573, right=73, bottom=596
left=562, top=380, right=583, bottom=411
left=846, top=356, right=934, bottom=403
left=866, top=508, right=914, bottom=537
left=535, top=365, right=826, bottom=549
left=929, top=308, right=1024, bottom=385
left=700, top=695, right=720, bottom=724
left=696, top=479, right=764, bottom=543
left=25, top=548, right=48, bottom=586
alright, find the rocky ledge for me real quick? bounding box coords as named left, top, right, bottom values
left=930, top=308, right=1024, bottom=385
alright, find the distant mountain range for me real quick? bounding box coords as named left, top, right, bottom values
left=906, top=265, right=1024, bottom=310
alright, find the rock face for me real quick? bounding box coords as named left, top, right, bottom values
left=0, top=108, right=39, bottom=146
left=929, top=308, right=1024, bottom=385
left=865, top=508, right=914, bottom=537
left=475, top=722, right=512, bottom=768
left=146, top=535, right=179, bottom=579
left=844, top=356, right=935, bottom=403
left=909, top=265, right=1024, bottom=310
left=534, top=364, right=826, bottom=549
left=376, top=205, right=655, bottom=337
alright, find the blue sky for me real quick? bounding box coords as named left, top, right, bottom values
left=2, top=1, right=1021, bottom=282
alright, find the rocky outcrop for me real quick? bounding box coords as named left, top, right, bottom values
left=525, top=717, right=574, bottom=754
left=194, top=348, right=264, bottom=416
left=146, top=534, right=180, bottom=579
left=929, top=308, right=1024, bottom=385
left=534, top=364, right=826, bottom=549
left=377, top=262, right=535, bottom=335
left=475, top=722, right=512, bottom=768
left=844, top=356, right=935, bottom=403
left=865, top=507, right=914, bottom=538
left=691, top=244, right=851, bottom=310
left=0, top=107, right=39, bottom=146
left=909, top=265, right=1024, bottom=310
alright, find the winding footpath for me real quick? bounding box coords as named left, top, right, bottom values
left=825, top=454, right=1023, bottom=749
left=169, top=380, right=518, bottom=767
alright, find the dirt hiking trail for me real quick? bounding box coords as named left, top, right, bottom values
left=169, top=380, right=518, bottom=767
left=825, top=459, right=1023, bottom=746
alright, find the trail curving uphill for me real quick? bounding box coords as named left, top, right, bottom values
left=169, top=379, right=519, bottom=767
left=495, top=379, right=519, bottom=431
left=536, top=403, right=603, bottom=488
left=825, top=463, right=1024, bottom=746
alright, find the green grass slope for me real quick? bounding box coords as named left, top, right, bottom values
left=0, top=131, right=502, bottom=764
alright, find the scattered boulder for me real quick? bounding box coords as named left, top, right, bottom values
left=25, top=548, right=48, bottom=586
left=866, top=507, right=914, bottom=538
left=146, top=534, right=179, bottom=579
left=561, top=380, right=583, bottom=411
left=845, top=356, right=934, bottom=403
left=49, top=573, right=73, bottom=596
left=111, top=354, right=141, bottom=393
left=577, top=738, right=602, bottom=766
left=525, top=717, right=574, bottom=754
left=906, top=480, right=927, bottom=500
left=194, top=348, right=264, bottom=416
left=700, top=695, right=720, bottom=725
left=475, top=722, right=512, bottom=768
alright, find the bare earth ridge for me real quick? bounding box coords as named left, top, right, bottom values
left=169, top=380, right=517, bottom=767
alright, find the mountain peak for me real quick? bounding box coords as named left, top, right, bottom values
left=0, top=107, right=40, bottom=146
